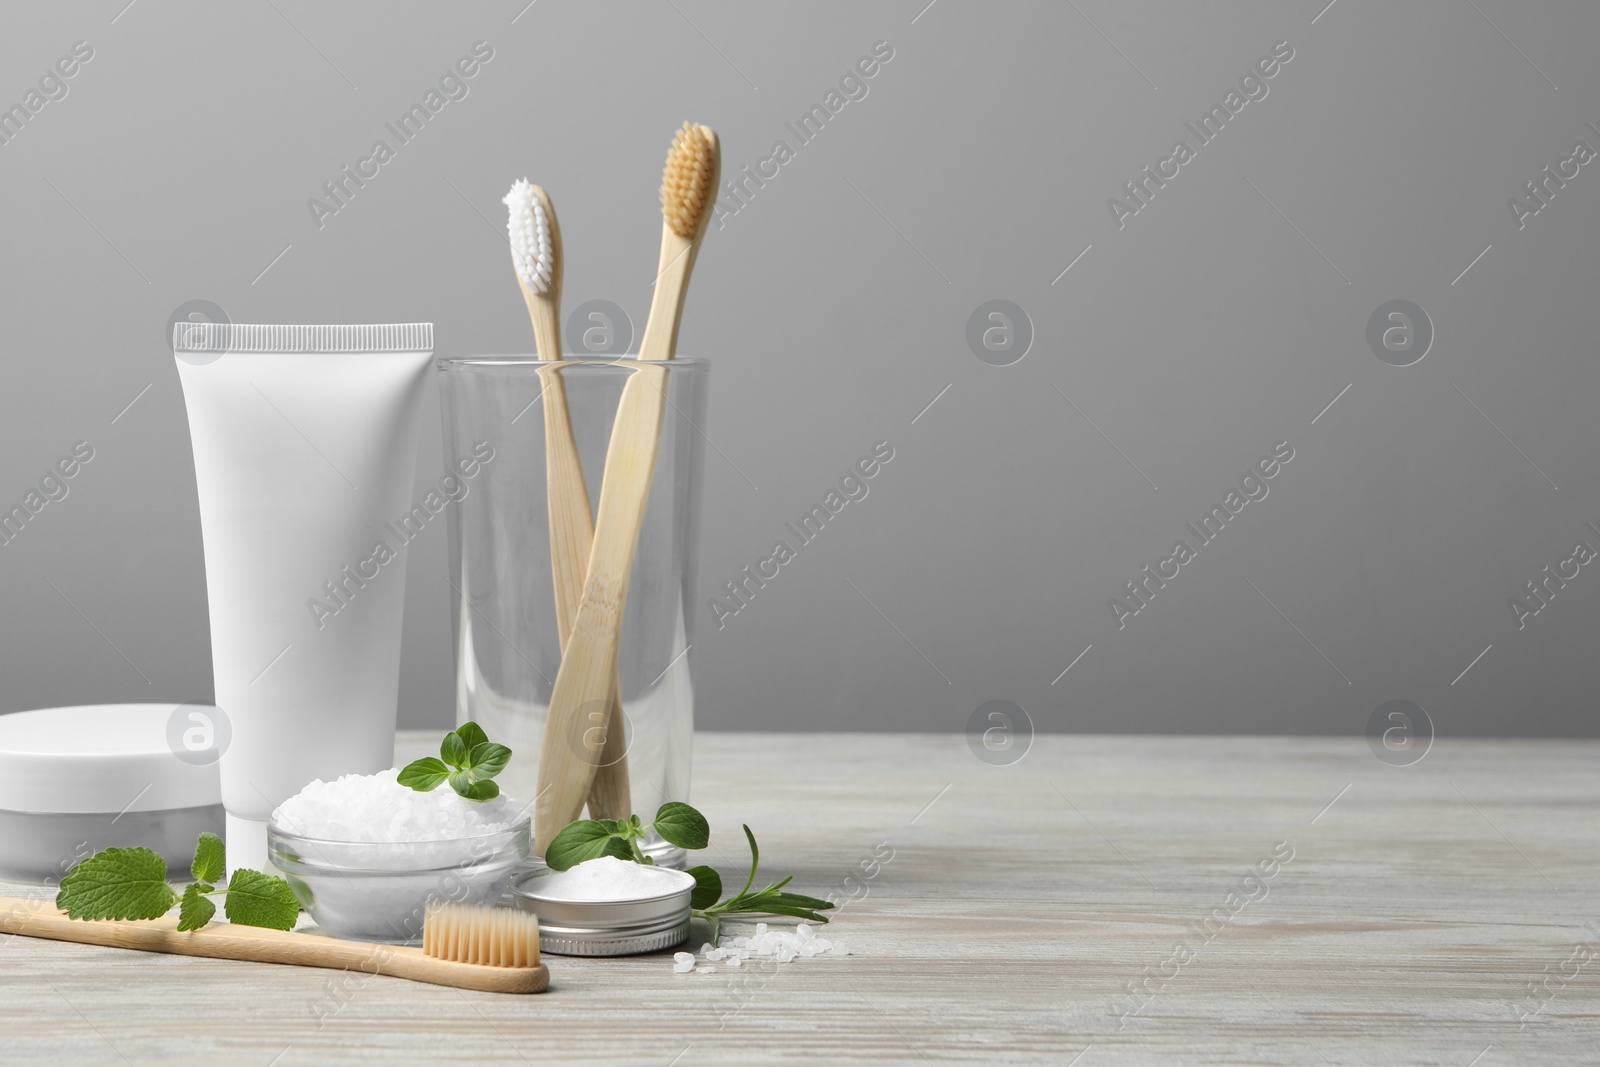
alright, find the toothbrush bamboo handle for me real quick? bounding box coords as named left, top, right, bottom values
left=0, top=900, right=548, bottom=993
left=536, top=363, right=633, bottom=821
left=584, top=701, right=632, bottom=819
left=535, top=364, right=668, bottom=850
left=638, top=224, right=697, bottom=361
left=521, top=203, right=633, bottom=820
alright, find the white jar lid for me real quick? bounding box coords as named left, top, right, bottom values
left=0, top=704, right=223, bottom=814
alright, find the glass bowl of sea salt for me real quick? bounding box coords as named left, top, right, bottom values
left=266, top=768, right=530, bottom=943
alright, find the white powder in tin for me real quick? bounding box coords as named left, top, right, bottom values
left=272, top=768, right=521, bottom=842
left=533, top=856, right=694, bottom=901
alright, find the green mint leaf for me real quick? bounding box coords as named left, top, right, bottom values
left=397, top=757, right=450, bottom=792
left=597, top=819, right=624, bottom=834
left=56, top=847, right=178, bottom=921
left=653, top=802, right=709, bottom=850
left=440, top=730, right=469, bottom=769
left=466, top=742, right=512, bottom=779
left=687, top=865, right=722, bottom=910
left=736, top=824, right=761, bottom=899
left=454, top=721, right=489, bottom=751
left=223, top=868, right=300, bottom=931
left=451, top=775, right=499, bottom=802
left=177, top=883, right=216, bottom=931
left=191, top=832, right=225, bottom=885
left=546, top=819, right=631, bottom=871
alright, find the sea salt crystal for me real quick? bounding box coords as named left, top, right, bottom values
left=673, top=952, right=696, bottom=973
left=273, top=767, right=519, bottom=842
left=534, top=856, right=694, bottom=902
left=272, top=768, right=524, bottom=868
left=678, top=920, right=857, bottom=973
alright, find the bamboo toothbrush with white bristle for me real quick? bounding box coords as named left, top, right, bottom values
left=0, top=898, right=547, bottom=993
left=503, top=179, right=631, bottom=821
left=534, top=122, right=720, bottom=853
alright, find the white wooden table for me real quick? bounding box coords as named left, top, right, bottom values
left=2, top=731, right=1596, bottom=1065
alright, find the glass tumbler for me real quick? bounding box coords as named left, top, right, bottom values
left=437, top=356, right=707, bottom=864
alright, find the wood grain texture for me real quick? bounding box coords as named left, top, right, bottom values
left=1, top=732, right=1596, bottom=1065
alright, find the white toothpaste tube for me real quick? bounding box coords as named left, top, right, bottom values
left=173, top=323, right=433, bottom=872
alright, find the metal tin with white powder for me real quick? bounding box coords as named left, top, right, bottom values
left=511, top=866, right=694, bottom=956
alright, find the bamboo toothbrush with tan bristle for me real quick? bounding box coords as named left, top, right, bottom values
left=0, top=898, right=548, bottom=993
left=503, top=179, right=631, bottom=821
left=534, top=122, right=720, bottom=853
left=639, top=122, right=720, bottom=358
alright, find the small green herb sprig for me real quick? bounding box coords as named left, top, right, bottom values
left=55, top=832, right=299, bottom=932
left=546, top=802, right=835, bottom=945
left=398, top=721, right=511, bottom=801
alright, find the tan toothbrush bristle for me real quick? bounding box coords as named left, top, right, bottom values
left=423, top=902, right=540, bottom=968
left=661, top=121, right=714, bottom=237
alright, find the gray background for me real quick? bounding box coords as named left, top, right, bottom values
left=0, top=0, right=1595, bottom=738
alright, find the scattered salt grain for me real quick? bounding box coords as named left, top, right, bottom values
left=675, top=919, right=855, bottom=973
left=534, top=856, right=695, bottom=902
left=700, top=966, right=716, bottom=974
left=673, top=952, right=696, bottom=973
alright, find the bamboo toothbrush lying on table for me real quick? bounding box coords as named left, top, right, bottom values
left=0, top=898, right=547, bottom=993
left=503, top=179, right=631, bottom=821
left=534, top=121, right=720, bottom=852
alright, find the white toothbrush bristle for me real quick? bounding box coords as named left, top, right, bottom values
left=503, top=178, right=553, bottom=293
